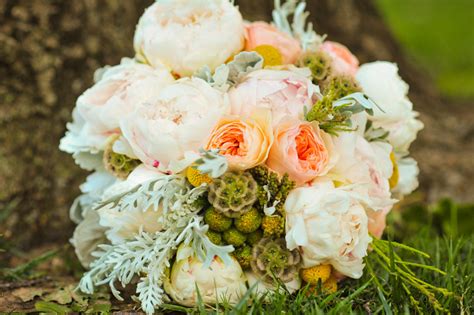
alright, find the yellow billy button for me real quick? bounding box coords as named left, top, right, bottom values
left=389, top=152, right=399, bottom=189
left=322, top=275, right=338, bottom=294
left=300, top=264, right=332, bottom=284
left=254, top=45, right=283, bottom=67
left=186, top=166, right=213, bottom=187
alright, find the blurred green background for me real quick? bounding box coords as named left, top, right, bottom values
left=376, top=0, right=474, bottom=99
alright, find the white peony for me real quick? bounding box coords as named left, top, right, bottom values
left=60, top=58, right=174, bottom=169
left=329, top=132, right=395, bottom=211
left=120, top=77, right=230, bottom=172
left=285, top=180, right=372, bottom=279
left=134, top=0, right=245, bottom=77
left=71, top=209, right=107, bottom=268
left=356, top=61, right=424, bottom=154
left=164, top=245, right=246, bottom=307
left=98, top=165, right=166, bottom=244
left=70, top=170, right=117, bottom=224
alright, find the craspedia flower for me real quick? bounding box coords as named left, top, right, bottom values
left=261, top=215, right=285, bottom=238
left=223, top=228, right=247, bottom=247
left=305, top=275, right=338, bottom=296
left=204, top=207, right=232, bottom=232
left=300, top=264, right=332, bottom=285
left=298, top=51, right=332, bottom=82
left=186, top=166, right=213, bottom=187
left=251, top=238, right=301, bottom=283
left=254, top=45, right=283, bottom=67
left=234, top=245, right=252, bottom=269
left=234, top=208, right=262, bottom=233
left=208, top=171, right=258, bottom=218
left=206, top=230, right=223, bottom=245
left=103, top=135, right=141, bottom=179
left=246, top=229, right=263, bottom=246
left=389, top=152, right=399, bottom=189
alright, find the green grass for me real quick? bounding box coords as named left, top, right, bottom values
left=3, top=199, right=473, bottom=314
left=162, top=233, right=472, bottom=314
left=376, top=0, right=474, bottom=99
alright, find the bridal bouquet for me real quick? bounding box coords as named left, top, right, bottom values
left=60, top=0, right=423, bottom=313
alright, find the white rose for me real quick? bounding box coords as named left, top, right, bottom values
left=164, top=245, right=246, bottom=307
left=60, top=58, right=174, bottom=169
left=134, top=0, right=245, bottom=77
left=356, top=61, right=423, bottom=154
left=98, top=165, right=165, bottom=244
left=120, top=77, right=229, bottom=172
left=285, top=181, right=372, bottom=279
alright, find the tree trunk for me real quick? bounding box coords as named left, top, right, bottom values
left=0, top=0, right=472, bottom=255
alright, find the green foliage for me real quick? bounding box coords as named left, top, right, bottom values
left=305, top=75, right=364, bottom=135
left=250, top=166, right=295, bottom=215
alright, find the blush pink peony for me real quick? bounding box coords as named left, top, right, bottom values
left=229, top=69, right=317, bottom=127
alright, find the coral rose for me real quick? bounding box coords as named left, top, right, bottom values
left=245, top=22, right=301, bottom=64
left=319, top=41, right=359, bottom=76
left=206, top=110, right=273, bottom=171
left=267, top=120, right=332, bottom=185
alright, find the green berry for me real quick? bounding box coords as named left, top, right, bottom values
left=262, top=215, right=285, bottom=238
left=223, top=228, right=247, bottom=247
left=234, top=208, right=262, bottom=233
left=204, top=207, right=232, bottom=232
left=234, top=245, right=252, bottom=270
left=206, top=230, right=223, bottom=245
left=247, top=229, right=263, bottom=246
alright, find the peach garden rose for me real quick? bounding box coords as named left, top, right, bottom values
left=267, top=119, right=332, bottom=185
left=205, top=110, right=273, bottom=171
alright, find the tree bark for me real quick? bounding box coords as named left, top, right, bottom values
left=0, top=0, right=472, bottom=254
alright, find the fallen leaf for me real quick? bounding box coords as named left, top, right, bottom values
left=12, top=287, right=45, bottom=302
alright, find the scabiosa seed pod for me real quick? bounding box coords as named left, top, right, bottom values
left=103, top=135, right=141, bottom=179
left=298, top=51, right=332, bottom=83
left=320, top=74, right=361, bottom=99
left=208, top=171, right=258, bottom=218
left=251, top=238, right=301, bottom=284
